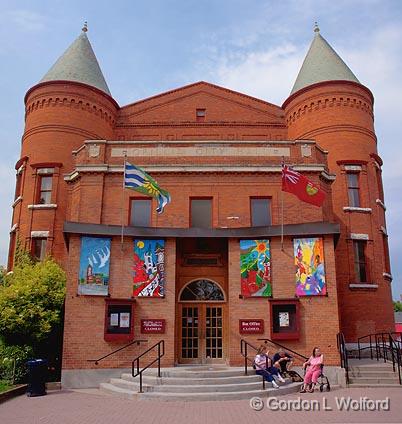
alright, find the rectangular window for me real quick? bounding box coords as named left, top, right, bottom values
left=376, top=168, right=384, bottom=202
left=14, top=173, right=22, bottom=200
left=190, top=198, right=212, bottom=228
left=347, top=173, right=360, bottom=207
left=130, top=199, right=151, bottom=227
left=250, top=198, right=272, bottom=226
left=196, top=108, right=206, bottom=122
left=38, top=176, right=53, bottom=204
left=353, top=240, right=367, bottom=282
left=383, top=235, right=391, bottom=274
left=347, top=172, right=360, bottom=208
left=32, top=238, right=47, bottom=261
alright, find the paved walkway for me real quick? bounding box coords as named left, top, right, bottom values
left=1, top=386, right=401, bottom=424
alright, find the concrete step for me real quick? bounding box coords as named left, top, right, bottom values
left=349, top=371, right=398, bottom=378
left=138, top=382, right=302, bottom=401
left=139, top=367, right=247, bottom=379
left=349, top=366, right=394, bottom=372
left=348, top=377, right=400, bottom=385
left=120, top=372, right=262, bottom=385
left=100, top=382, right=138, bottom=399
left=110, top=377, right=291, bottom=393
left=348, top=383, right=401, bottom=388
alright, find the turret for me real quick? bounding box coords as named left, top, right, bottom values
left=8, top=24, right=118, bottom=269
left=283, top=25, right=394, bottom=340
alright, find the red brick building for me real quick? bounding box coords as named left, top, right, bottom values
left=8, top=25, right=394, bottom=387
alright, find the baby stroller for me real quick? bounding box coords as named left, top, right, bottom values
left=301, top=364, right=331, bottom=392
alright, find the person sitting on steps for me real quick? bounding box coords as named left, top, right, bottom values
left=254, top=345, right=286, bottom=389
left=273, top=348, right=294, bottom=375
left=300, top=347, right=324, bottom=393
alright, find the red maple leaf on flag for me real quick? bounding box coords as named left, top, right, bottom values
left=282, top=165, right=326, bottom=207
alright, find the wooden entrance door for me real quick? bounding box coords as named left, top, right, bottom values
left=179, top=304, right=224, bottom=364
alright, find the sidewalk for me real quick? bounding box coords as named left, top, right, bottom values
left=1, top=386, right=401, bottom=424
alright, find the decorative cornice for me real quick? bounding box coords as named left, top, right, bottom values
left=63, top=163, right=335, bottom=181
left=337, top=159, right=368, bottom=166
left=22, top=124, right=102, bottom=143
left=343, top=207, right=372, bottom=213
left=31, top=230, right=50, bottom=238
left=349, top=283, right=378, bottom=290
left=376, top=199, right=386, bottom=211
left=350, top=233, right=369, bottom=240
left=10, top=223, right=18, bottom=233
left=370, top=152, right=383, bottom=166
left=282, top=80, right=374, bottom=109
left=15, top=156, right=29, bottom=170
left=383, top=272, right=393, bottom=281
left=30, top=162, right=62, bottom=169
left=24, top=80, right=119, bottom=109
left=28, top=204, right=57, bottom=210
left=12, top=196, right=23, bottom=208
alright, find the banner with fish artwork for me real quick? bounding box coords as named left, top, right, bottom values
left=133, top=239, right=165, bottom=297
left=78, top=237, right=111, bottom=295
left=294, top=237, right=326, bottom=296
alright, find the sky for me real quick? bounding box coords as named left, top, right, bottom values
left=0, top=0, right=401, bottom=299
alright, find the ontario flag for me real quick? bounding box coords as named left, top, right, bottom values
left=281, top=164, right=325, bottom=207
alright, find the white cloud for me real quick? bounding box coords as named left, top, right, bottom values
left=4, top=9, right=46, bottom=32
left=204, top=23, right=402, bottom=297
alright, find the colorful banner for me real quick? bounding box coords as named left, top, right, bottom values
left=78, top=237, right=111, bottom=296
left=133, top=239, right=165, bottom=297
left=294, top=238, right=326, bottom=296
left=240, top=240, right=272, bottom=297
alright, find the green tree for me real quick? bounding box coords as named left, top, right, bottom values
left=394, top=301, right=402, bottom=312
left=0, top=250, right=66, bottom=347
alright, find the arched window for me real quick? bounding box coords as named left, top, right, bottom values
left=179, top=279, right=225, bottom=302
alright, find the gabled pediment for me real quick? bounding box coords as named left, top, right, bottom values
left=118, top=81, right=284, bottom=125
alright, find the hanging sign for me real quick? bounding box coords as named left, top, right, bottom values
left=141, top=319, right=166, bottom=334
left=239, top=319, right=264, bottom=334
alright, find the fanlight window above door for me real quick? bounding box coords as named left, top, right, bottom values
left=180, top=279, right=225, bottom=301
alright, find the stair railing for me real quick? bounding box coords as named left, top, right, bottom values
left=132, top=340, right=165, bottom=393
left=87, top=339, right=148, bottom=365
left=257, top=338, right=308, bottom=362
left=240, top=339, right=271, bottom=389
left=357, top=331, right=402, bottom=385
left=336, top=332, right=349, bottom=385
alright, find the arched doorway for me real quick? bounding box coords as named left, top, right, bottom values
left=178, top=279, right=226, bottom=364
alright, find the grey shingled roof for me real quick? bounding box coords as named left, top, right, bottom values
left=40, top=31, right=111, bottom=96
left=290, top=29, right=360, bottom=95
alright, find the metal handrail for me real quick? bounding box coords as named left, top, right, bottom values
left=240, top=339, right=267, bottom=389
left=358, top=332, right=402, bottom=360
left=87, top=339, right=148, bottom=365
left=257, top=338, right=308, bottom=361
left=357, top=331, right=401, bottom=385
left=132, top=340, right=165, bottom=393
left=336, top=332, right=349, bottom=385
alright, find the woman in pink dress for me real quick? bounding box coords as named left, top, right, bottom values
left=300, top=347, right=323, bottom=393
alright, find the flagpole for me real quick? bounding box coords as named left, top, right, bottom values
left=121, top=151, right=127, bottom=250
left=281, top=157, right=284, bottom=252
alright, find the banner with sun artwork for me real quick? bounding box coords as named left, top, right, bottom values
left=133, top=239, right=165, bottom=297
left=240, top=240, right=272, bottom=297
left=294, top=237, right=326, bottom=296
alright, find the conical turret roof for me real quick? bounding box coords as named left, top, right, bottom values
left=290, top=26, right=359, bottom=95
left=40, top=26, right=111, bottom=96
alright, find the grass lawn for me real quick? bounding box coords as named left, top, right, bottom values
left=0, top=380, right=13, bottom=393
